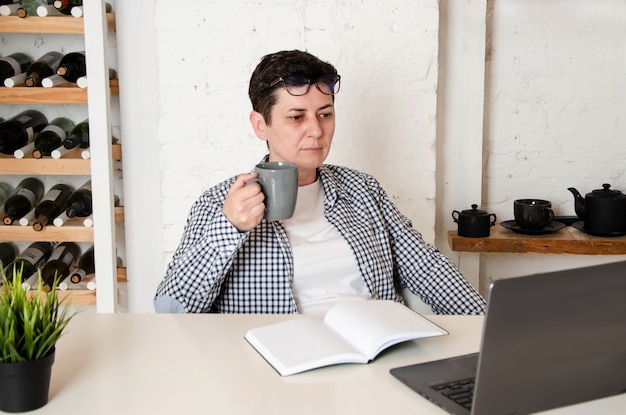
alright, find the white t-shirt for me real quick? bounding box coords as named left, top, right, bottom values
left=282, top=179, right=371, bottom=315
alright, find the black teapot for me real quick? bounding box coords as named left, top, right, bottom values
left=567, top=184, right=626, bottom=234
left=452, top=204, right=497, bottom=238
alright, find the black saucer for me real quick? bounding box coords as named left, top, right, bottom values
left=500, top=220, right=566, bottom=235
left=571, top=221, right=626, bottom=237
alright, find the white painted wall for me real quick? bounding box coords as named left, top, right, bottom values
left=119, top=1, right=442, bottom=312
left=8, top=0, right=616, bottom=312
left=476, top=0, right=626, bottom=292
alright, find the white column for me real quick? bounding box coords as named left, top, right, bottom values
left=84, top=0, right=117, bottom=312
left=436, top=0, right=488, bottom=293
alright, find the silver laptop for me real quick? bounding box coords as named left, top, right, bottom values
left=390, top=260, right=626, bottom=415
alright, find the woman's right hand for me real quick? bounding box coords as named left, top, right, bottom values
left=222, top=173, right=265, bottom=232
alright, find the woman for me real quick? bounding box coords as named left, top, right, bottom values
left=155, top=50, right=486, bottom=315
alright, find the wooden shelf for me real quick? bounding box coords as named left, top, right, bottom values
left=448, top=224, right=626, bottom=255
left=26, top=265, right=127, bottom=307
left=0, top=144, right=122, bottom=175
left=0, top=80, right=119, bottom=104
left=0, top=14, right=115, bottom=34
left=0, top=207, right=124, bottom=242
left=1, top=223, right=93, bottom=242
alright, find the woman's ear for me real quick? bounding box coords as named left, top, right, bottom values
left=249, top=111, right=268, bottom=141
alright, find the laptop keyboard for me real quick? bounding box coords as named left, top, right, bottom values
left=432, top=378, right=475, bottom=410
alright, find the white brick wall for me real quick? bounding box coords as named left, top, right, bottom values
left=479, top=0, right=626, bottom=287
left=115, top=0, right=626, bottom=311
left=154, top=0, right=441, bottom=258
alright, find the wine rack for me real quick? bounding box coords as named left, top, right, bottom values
left=0, top=4, right=123, bottom=310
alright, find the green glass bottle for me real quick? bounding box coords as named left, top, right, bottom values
left=56, top=51, right=86, bottom=83
left=0, top=109, right=48, bottom=155
left=0, top=181, right=13, bottom=207
left=2, top=177, right=44, bottom=225
left=32, top=183, right=74, bottom=231
left=63, top=119, right=89, bottom=149
left=0, top=242, right=17, bottom=271
left=0, top=52, right=32, bottom=86
left=16, top=0, right=53, bottom=17
left=32, top=117, right=75, bottom=159
left=24, top=51, right=63, bottom=87
left=40, top=242, right=81, bottom=291
left=3, top=242, right=54, bottom=282
left=65, top=180, right=92, bottom=218
left=69, top=245, right=94, bottom=283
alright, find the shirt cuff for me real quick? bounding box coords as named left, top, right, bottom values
left=154, top=294, right=186, bottom=313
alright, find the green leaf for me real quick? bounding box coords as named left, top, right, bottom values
left=0, top=265, right=76, bottom=363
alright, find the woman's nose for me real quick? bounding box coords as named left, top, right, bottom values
left=306, top=117, right=323, bottom=138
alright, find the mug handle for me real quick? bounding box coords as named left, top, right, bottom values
left=545, top=207, right=554, bottom=223
left=489, top=213, right=497, bottom=227
left=246, top=177, right=261, bottom=186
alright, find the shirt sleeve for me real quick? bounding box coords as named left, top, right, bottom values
left=370, top=177, right=486, bottom=315
left=154, top=189, right=249, bottom=313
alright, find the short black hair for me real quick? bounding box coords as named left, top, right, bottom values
left=248, top=50, right=338, bottom=124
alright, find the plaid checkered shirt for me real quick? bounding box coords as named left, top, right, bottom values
left=155, top=161, right=486, bottom=314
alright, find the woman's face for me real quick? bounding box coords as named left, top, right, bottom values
left=250, top=87, right=335, bottom=186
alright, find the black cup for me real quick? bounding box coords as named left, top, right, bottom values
left=514, top=199, right=554, bottom=230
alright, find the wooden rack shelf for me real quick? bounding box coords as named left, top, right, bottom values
left=0, top=80, right=119, bottom=104
left=0, top=144, right=122, bottom=174
left=26, top=266, right=127, bottom=307
left=0, top=207, right=124, bottom=242
left=0, top=14, right=115, bottom=34
left=448, top=224, right=626, bottom=255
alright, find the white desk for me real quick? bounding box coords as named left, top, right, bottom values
left=31, top=313, right=625, bottom=414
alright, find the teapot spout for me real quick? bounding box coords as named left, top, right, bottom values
left=567, top=187, right=586, bottom=219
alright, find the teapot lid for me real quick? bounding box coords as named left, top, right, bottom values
left=461, top=204, right=489, bottom=216
left=589, top=183, right=625, bottom=199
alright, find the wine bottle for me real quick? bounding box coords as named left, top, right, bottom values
left=13, top=142, right=35, bottom=159
left=32, top=117, right=75, bottom=159
left=4, top=72, right=27, bottom=87
left=62, top=119, right=89, bottom=149
left=40, top=242, right=81, bottom=290
left=0, top=181, right=13, bottom=207
left=69, top=245, right=94, bottom=283
left=3, top=242, right=54, bottom=283
left=70, top=2, right=110, bottom=18
left=32, top=183, right=74, bottom=231
left=0, top=52, right=32, bottom=86
left=18, top=208, right=36, bottom=227
left=24, top=51, right=63, bottom=87
left=56, top=51, right=86, bottom=83
left=36, top=4, right=61, bottom=16
left=0, top=109, right=48, bottom=155
left=52, top=0, right=80, bottom=15
left=75, top=68, right=116, bottom=88
left=16, top=0, right=53, bottom=18
left=65, top=179, right=92, bottom=218
left=0, top=242, right=17, bottom=271
left=2, top=177, right=45, bottom=225
left=0, top=2, right=19, bottom=16
left=41, top=74, right=68, bottom=88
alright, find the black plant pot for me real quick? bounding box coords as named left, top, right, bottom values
left=0, top=348, right=55, bottom=413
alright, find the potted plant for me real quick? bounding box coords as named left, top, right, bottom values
left=0, top=266, right=75, bottom=413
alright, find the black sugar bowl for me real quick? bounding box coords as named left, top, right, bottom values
left=452, top=204, right=497, bottom=238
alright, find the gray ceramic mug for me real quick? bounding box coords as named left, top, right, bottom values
left=248, top=161, right=298, bottom=220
